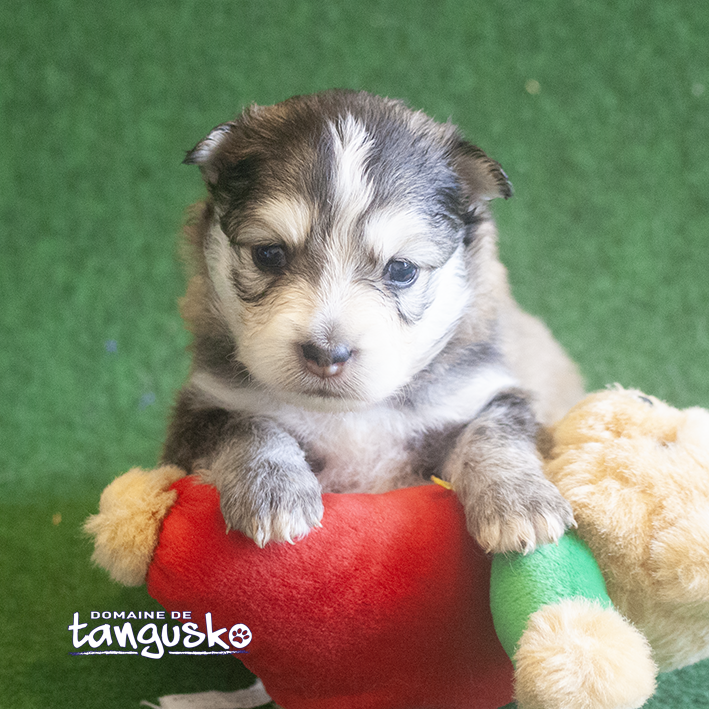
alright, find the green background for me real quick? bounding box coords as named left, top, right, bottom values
left=2, top=0, right=708, bottom=706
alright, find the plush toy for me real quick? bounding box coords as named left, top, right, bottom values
left=87, top=469, right=516, bottom=709
left=86, top=387, right=709, bottom=709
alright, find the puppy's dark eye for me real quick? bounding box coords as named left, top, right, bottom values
left=384, top=259, right=419, bottom=287
left=252, top=245, right=287, bottom=272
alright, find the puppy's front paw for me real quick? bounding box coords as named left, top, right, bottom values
left=219, top=472, right=324, bottom=548
left=467, top=477, right=574, bottom=555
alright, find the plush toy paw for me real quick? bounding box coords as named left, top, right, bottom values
left=514, top=598, right=656, bottom=709
left=84, top=466, right=185, bottom=585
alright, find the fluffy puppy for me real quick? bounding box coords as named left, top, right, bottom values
left=162, top=89, right=584, bottom=553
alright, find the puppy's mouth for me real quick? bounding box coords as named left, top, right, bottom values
left=276, top=342, right=368, bottom=409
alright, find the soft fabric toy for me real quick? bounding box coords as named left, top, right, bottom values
left=86, top=387, right=709, bottom=709
left=542, top=387, right=709, bottom=673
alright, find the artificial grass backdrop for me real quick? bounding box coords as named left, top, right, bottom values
left=2, top=1, right=708, bottom=707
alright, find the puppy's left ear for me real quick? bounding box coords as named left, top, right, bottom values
left=183, top=122, right=237, bottom=185
left=451, top=140, right=513, bottom=204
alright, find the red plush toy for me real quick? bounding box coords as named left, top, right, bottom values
left=88, top=468, right=514, bottom=709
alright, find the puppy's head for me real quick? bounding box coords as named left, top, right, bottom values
left=185, top=90, right=511, bottom=411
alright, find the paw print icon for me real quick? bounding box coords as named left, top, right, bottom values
left=229, top=624, right=252, bottom=649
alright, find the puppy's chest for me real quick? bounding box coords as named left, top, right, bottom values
left=273, top=407, right=439, bottom=493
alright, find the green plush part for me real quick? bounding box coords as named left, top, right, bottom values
left=490, top=530, right=612, bottom=661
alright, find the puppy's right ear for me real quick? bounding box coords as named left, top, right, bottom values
left=183, top=122, right=237, bottom=184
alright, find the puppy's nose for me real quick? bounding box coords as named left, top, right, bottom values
left=301, top=342, right=352, bottom=378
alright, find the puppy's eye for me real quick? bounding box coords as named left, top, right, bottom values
left=252, top=245, right=287, bottom=272
left=384, top=259, right=419, bottom=287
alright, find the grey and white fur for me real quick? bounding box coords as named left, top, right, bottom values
left=162, top=89, right=584, bottom=554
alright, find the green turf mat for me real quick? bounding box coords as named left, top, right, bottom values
left=3, top=0, right=708, bottom=706
left=0, top=497, right=257, bottom=708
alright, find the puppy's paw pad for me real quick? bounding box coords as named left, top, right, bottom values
left=250, top=503, right=324, bottom=547
left=470, top=487, right=574, bottom=554
left=222, top=488, right=324, bottom=547
left=476, top=516, right=537, bottom=555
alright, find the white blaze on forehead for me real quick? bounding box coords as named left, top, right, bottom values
left=329, top=114, right=375, bottom=238
left=244, top=197, right=313, bottom=247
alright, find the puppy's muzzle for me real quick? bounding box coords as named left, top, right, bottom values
left=301, top=342, right=353, bottom=379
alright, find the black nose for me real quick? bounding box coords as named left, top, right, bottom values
left=301, top=342, right=352, bottom=378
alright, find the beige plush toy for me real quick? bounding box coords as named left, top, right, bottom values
left=545, top=385, right=709, bottom=672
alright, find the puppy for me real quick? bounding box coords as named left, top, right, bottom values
left=162, top=89, right=584, bottom=553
